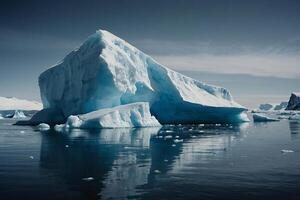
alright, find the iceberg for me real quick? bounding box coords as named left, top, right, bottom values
left=12, top=110, right=27, bottom=119
left=286, top=92, right=300, bottom=111
left=253, top=113, right=279, bottom=122
left=31, top=29, right=248, bottom=126
left=4, top=110, right=27, bottom=119
left=65, top=102, right=160, bottom=128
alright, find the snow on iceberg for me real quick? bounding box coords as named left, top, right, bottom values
left=65, top=102, right=161, bottom=128
left=253, top=113, right=279, bottom=122
left=33, top=29, right=248, bottom=126
left=286, top=92, right=300, bottom=111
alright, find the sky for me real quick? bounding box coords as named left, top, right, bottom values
left=0, top=0, right=300, bottom=108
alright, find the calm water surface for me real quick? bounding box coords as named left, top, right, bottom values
left=0, top=119, right=300, bottom=200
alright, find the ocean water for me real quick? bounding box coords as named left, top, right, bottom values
left=0, top=119, right=300, bottom=200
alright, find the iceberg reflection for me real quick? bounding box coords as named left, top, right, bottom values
left=39, top=124, right=249, bottom=199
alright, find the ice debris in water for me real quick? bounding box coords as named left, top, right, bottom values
left=82, top=177, right=94, bottom=181
left=164, top=135, right=173, bottom=139
left=174, top=139, right=183, bottom=143
left=281, top=149, right=294, bottom=153
left=54, top=124, right=66, bottom=132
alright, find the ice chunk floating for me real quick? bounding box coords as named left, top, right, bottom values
left=32, top=29, right=248, bottom=126
left=253, top=113, right=279, bottom=122
left=65, top=102, right=160, bottom=128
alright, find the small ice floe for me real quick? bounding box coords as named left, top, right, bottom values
left=37, top=123, right=50, bottom=131
left=281, top=149, right=294, bottom=153
left=154, top=170, right=161, bottom=174
left=29, top=156, right=34, bottom=159
left=165, top=130, right=174, bottom=133
left=20, top=130, right=25, bottom=134
left=174, top=139, right=183, bottom=143
left=215, top=123, right=221, bottom=126
left=278, top=115, right=290, bottom=120
left=191, top=135, right=197, bottom=138
left=65, top=145, right=69, bottom=148
left=175, top=135, right=180, bottom=138
left=198, top=130, right=204, bottom=133
left=164, top=135, right=173, bottom=139
left=253, top=113, right=279, bottom=122
left=54, top=124, right=65, bottom=132
left=82, top=177, right=94, bottom=181
left=172, top=144, right=176, bottom=147
left=164, top=159, right=168, bottom=162
left=158, top=135, right=163, bottom=139
left=289, top=114, right=300, bottom=120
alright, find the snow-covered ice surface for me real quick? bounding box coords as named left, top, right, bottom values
left=253, top=113, right=279, bottom=122
left=0, top=97, right=42, bottom=110
left=34, top=29, right=248, bottom=126
left=65, top=102, right=160, bottom=128
left=286, top=92, right=300, bottom=110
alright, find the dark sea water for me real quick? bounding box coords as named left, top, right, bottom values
left=0, top=119, right=300, bottom=200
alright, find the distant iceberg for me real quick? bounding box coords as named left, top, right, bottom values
left=29, top=29, right=248, bottom=127
left=286, top=92, right=300, bottom=111
left=4, top=110, right=27, bottom=119
left=259, top=102, right=288, bottom=111
left=12, top=110, right=27, bottom=119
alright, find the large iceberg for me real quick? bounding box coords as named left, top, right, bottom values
left=31, top=30, right=248, bottom=126
left=286, top=93, right=300, bottom=110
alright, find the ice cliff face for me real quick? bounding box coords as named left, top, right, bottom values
left=36, top=30, right=248, bottom=125
left=286, top=93, right=300, bottom=110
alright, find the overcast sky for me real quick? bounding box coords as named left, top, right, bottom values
left=0, top=0, right=300, bottom=106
